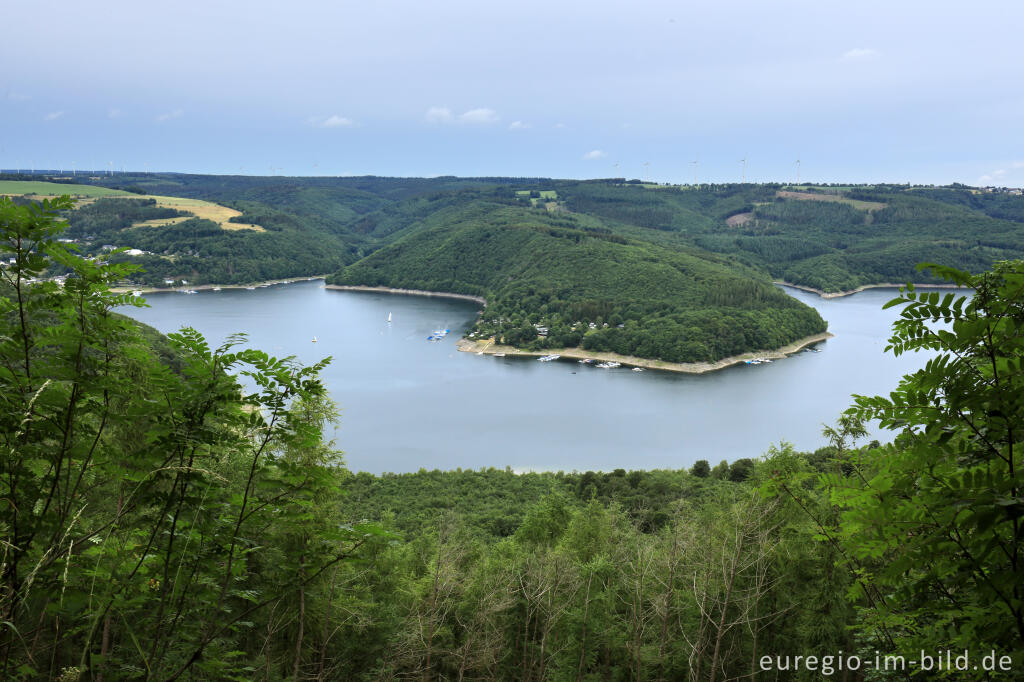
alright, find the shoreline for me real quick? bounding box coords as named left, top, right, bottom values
left=111, top=275, right=329, bottom=295
left=774, top=280, right=965, bottom=299
left=324, top=284, right=487, bottom=305
left=456, top=331, right=834, bottom=375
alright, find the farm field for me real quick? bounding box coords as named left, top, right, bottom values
left=136, top=194, right=264, bottom=231
left=0, top=180, right=263, bottom=231
left=0, top=180, right=130, bottom=198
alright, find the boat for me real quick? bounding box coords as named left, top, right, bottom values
left=245, top=286, right=256, bottom=290
left=212, top=287, right=221, bottom=291
left=596, top=361, right=621, bottom=369
left=494, top=353, right=505, bottom=357
left=632, top=367, right=644, bottom=372
left=312, top=336, right=318, bottom=343
left=538, top=354, right=561, bottom=362
left=578, top=358, right=595, bottom=364
left=387, top=312, right=392, bottom=323
left=131, top=290, right=143, bottom=297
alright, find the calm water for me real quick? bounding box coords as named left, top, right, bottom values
left=122, top=281, right=947, bottom=473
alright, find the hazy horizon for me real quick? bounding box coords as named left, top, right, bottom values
left=3, top=0, right=1022, bottom=186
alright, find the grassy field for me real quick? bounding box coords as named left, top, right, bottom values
left=137, top=195, right=264, bottom=231
left=0, top=181, right=262, bottom=231
left=775, top=190, right=886, bottom=212
left=0, top=180, right=131, bottom=198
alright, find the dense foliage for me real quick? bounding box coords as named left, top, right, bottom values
left=831, top=262, right=1024, bottom=664
left=328, top=198, right=826, bottom=362
left=7, top=174, right=1024, bottom=359
left=0, top=197, right=378, bottom=679
left=2, top=195, right=1022, bottom=678
left=56, top=197, right=349, bottom=286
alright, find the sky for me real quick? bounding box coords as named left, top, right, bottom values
left=2, top=0, right=1022, bottom=185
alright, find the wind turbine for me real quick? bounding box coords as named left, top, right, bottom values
left=691, top=159, right=699, bottom=188
left=739, top=156, right=747, bottom=184
left=796, top=156, right=802, bottom=185
left=644, top=161, right=650, bottom=183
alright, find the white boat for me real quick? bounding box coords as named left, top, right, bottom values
left=538, top=354, right=561, bottom=362
left=494, top=353, right=505, bottom=357
left=387, top=312, right=392, bottom=322
left=131, top=290, right=143, bottom=297
left=245, top=286, right=256, bottom=290
left=312, top=336, right=318, bottom=343
left=632, top=367, right=644, bottom=372
left=596, top=361, right=621, bottom=369
left=212, top=287, right=221, bottom=291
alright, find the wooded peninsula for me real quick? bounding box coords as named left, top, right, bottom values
left=5, top=174, right=1024, bottom=364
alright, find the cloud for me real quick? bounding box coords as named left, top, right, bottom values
left=508, top=120, right=531, bottom=130
left=44, top=111, right=64, bottom=121
left=155, top=109, right=183, bottom=122
left=842, top=48, right=879, bottom=60
left=554, top=122, right=568, bottom=130
left=426, top=106, right=500, bottom=125
left=309, top=114, right=355, bottom=128
left=458, top=108, right=499, bottom=124
left=582, top=149, right=607, bottom=161
left=108, top=108, right=122, bottom=119
left=7, top=91, right=30, bottom=101
left=976, top=161, right=1024, bottom=186
left=425, top=106, right=454, bottom=123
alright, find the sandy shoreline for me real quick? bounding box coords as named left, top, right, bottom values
left=111, top=275, right=329, bottom=295
left=456, top=331, right=834, bottom=375
left=317, top=284, right=834, bottom=373
left=774, top=280, right=965, bottom=299
left=324, top=284, right=487, bottom=305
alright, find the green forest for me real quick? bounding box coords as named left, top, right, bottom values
left=5, top=174, right=1024, bottom=363
left=326, top=198, right=826, bottom=363
left=2, top=194, right=1022, bottom=679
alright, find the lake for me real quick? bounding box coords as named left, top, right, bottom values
left=122, top=280, right=947, bottom=474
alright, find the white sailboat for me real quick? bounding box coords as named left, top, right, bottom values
left=312, top=336, right=318, bottom=343
left=387, top=312, right=392, bottom=323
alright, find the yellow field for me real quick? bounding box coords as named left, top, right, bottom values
left=0, top=182, right=263, bottom=232
left=135, top=195, right=264, bottom=231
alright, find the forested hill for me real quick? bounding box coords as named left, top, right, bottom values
left=327, top=196, right=826, bottom=363
left=5, top=172, right=1024, bottom=309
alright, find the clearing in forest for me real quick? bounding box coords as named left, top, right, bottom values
left=775, top=190, right=886, bottom=212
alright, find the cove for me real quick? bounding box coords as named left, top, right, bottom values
left=121, top=280, right=945, bottom=474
